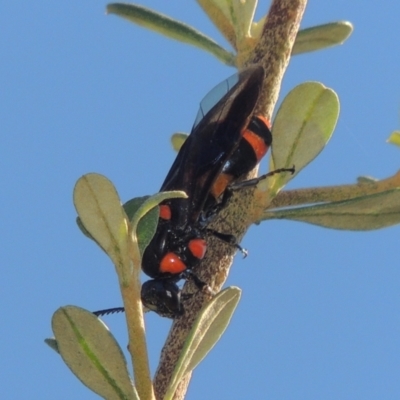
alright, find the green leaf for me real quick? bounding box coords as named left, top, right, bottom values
left=269, top=82, right=339, bottom=193
left=199, top=0, right=257, bottom=53
left=165, top=287, right=241, bottom=399
left=52, top=306, right=138, bottom=400
left=292, top=21, right=353, bottom=55
left=171, top=132, right=189, bottom=152
left=196, top=0, right=237, bottom=49
left=76, top=215, right=94, bottom=241
left=123, top=196, right=150, bottom=221
left=73, top=174, right=129, bottom=271
left=387, top=130, right=400, bottom=147
left=44, top=338, right=59, bottom=354
left=107, top=3, right=235, bottom=65
left=217, top=0, right=257, bottom=42
left=263, top=189, right=400, bottom=230
left=77, top=196, right=157, bottom=255
left=128, top=191, right=188, bottom=266
left=76, top=186, right=188, bottom=266
left=123, top=196, right=159, bottom=256
left=130, top=190, right=188, bottom=234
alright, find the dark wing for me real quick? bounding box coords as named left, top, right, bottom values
left=160, top=65, right=265, bottom=225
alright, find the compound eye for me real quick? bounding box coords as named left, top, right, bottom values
left=160, top=252, right=187, bottom=274
left=188, top=238, right=207, bottom=259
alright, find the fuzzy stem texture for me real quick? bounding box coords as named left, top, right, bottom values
left=153, top=1, right=308, bottom=398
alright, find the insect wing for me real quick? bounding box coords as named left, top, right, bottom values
left=161, top=66, right=265, bottom=224
left=192, top=72, right=240, bottom=128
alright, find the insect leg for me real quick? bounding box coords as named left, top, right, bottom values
left=205, top=228, right=248, bottom=258
left=229, top=165, right=295, bottom=190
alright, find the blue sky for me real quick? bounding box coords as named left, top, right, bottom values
left=2, top=1, right=400, bottom=399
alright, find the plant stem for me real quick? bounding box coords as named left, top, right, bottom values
left=121, top=232, right=155, bottom=400
left=268, top=170, right=400, bottom=209
left=153, top=1, right=308, bottom=399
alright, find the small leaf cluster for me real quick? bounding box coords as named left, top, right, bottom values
left=47, top=174, right=242, bottom=399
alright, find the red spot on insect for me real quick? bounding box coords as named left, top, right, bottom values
left=160, top=252, right=186, bottom=274
left=159, top=204, right=172, bottom=220
left=188, top=239, right=207, bottom=259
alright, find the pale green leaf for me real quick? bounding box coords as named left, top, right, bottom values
left=197, top=0, right=258, bottom=47
left=73, top=174, right=129, bottom=269
left=171, top=132, right=189, bottom=153
left=269, top=82, right=339, bottom=193
left=165, top=287, right=241, bottom=399
left=387, top=130, right=400, bottom=147
left=196, top=0, right=237, bottom=49
left=292, top=21, right=353, bottom=55
left=198, top=0, right=232, bottom=26
left=77, top=196, right=159, bottom=257
left=231, top=0, right=258, bottom=40
left=263, top=189, right=400, bottom=230
left=249, top=15, right=265, bottom=40
left=52, top=306, right=138, bottom=400
left=107, top=3, right=235, bottom=65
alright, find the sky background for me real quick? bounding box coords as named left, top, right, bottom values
left=2, top=1, right=400, bottom=399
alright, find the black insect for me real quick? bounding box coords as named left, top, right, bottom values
left=94, top=65, right=293, bottom=319
left=140, top=65, right=288, bottom=318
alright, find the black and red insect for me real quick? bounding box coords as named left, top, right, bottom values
left=139, top=65, right=285, bottom=318
left=94, top=65, right=293, bottom=319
